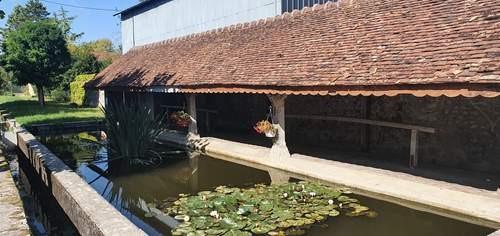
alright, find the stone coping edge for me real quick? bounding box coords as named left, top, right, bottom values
left=196, top=137, right=500, bottom=230
left=14, top=124, right=145, bottom=236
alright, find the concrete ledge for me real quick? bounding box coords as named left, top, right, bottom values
left=26, top=121, right=105, bottom=136
left=15, top=127, right=145, bottom=235
left=198, top=137, right=500, bottom=229
left=490, top=230, right=500, bottom=236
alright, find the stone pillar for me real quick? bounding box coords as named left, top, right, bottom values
left=267, top=168, right=290, bottom=184
left=189, top=152, right=200, bottom=193
left=267, top=95, right=290, bottom=160
left=186, top=94, right=199, bottom=138
left=98, top=90, right=106, bottom=108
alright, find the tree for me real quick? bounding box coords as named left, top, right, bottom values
left=3, top=20, right=71, bottom=107
left=0, top=0, right=5, bottom=19
left=53, top=7, right=83, bottom=43
left=58, top=43, right=101, bottom=91
left=0, top=67, right=13, bottom=94
left=5, top=0, right=49, bottom=31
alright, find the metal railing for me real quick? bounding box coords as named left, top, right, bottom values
left=282, top=0, right=337, bottom=13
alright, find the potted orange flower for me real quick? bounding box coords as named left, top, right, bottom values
left=253, top=120, right=277, bottom=138
left=170, top=111, right=191, bottom=128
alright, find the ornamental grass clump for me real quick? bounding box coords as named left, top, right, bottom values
left=102, top=100, right=165, bottom=171
left=162, top=181, right=376, bottom=235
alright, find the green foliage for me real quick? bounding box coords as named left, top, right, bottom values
left=70, top=74, right=95, bottom=106
left=0, top=67, right=14, bottom=94
left=59, top=40, right=116, bottom=91
left=0, top=0, right=5, bottom=19
left=53, top=7, right=83, bottom=43
left=0, top=95, right=103, bottom=125
left=3, top=20, right=71, bottom=106
left=3, top=20, right=70, bottom=87
left=102, top=101, right=165, bottom=169
left=5, top=0, right=49, bottom=31
left=164, top=182, right=376, bottom=235
left=50, top=87, right=69, bottom=102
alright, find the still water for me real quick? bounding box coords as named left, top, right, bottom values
left=33, top=132, right=495, bottom=236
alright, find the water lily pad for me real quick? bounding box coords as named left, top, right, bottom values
left=328, top=209, right=340, bottom=216
left=163, top=182, right=374, bottom=235
left=259, top=200, right=274, bottom=212
left=221, top=217, right=246, bottom=230
left=222, top=230, right=251, bottom=236
left=250, top=224, right=277, bottom=234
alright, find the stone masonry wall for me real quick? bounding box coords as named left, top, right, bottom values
left=112, top=92, right=500, bottom=173
left=286, top=95, right=500, bottom=173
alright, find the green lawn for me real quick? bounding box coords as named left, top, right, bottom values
left=0, top=95, right=103, bottom=126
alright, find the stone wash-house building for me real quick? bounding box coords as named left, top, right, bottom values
left=88, top=0, right=500, bottom=175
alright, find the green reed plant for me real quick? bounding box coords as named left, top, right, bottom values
left=102, top=100, right=164, bottom=170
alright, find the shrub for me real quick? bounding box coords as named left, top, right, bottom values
left=50, top=88, right=69, bottom=102
left=70, top=74, right=95, bottom=106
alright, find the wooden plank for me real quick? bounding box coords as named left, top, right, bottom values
left=160, top=105, right=218, bottom=114
left=286, top=114, right=435, bottom=133
left=410, top=129, right=419, bottom=168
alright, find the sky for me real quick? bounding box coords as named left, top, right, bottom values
left=0, top=0, right=140, bottom=46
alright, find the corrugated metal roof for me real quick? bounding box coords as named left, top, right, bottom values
left=115, top=0, right=171, bottom=19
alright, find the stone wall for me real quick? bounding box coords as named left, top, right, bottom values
left=286, top=95, right=500, bottom=173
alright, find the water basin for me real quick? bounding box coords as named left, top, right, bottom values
left=36, top=132, right=495, bottom=236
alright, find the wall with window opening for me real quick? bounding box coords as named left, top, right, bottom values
left=282, top=0, right=337, bottom=13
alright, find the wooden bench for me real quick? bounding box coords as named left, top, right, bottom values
left=286, top=114, right=435, bottom=168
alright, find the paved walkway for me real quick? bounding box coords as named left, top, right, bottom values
left=0, top=152, right=30, bottom=235
left=158, top=133, right=500, bottom=230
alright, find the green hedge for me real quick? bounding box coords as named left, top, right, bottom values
left=70, top=74, right=95, bottom=106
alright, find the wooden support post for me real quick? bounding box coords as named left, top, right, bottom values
left=205, top=112, right=210, bottom=134
left=144, top=93, right=155, bottom=119
left=186, top=94, right=199, bottom=138
left=267, top=95, right=290, bottom=160
left=362, top=96, right=372, bottom=152
left=410, top=129, right=419, bottom=168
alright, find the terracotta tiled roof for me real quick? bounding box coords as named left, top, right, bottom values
left=88, top=0, right=500, bottom=97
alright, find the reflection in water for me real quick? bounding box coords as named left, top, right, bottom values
left=39, top=133, right=495, bottom=236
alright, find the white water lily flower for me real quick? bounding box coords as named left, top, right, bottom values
left=209, top=211, right=219, bottom=219
left=309, top=192, right=316, bottom=197
left=328, top=199, right=334, bottom=205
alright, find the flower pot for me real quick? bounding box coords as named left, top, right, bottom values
left=265, top=130, right=276, bottom=138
